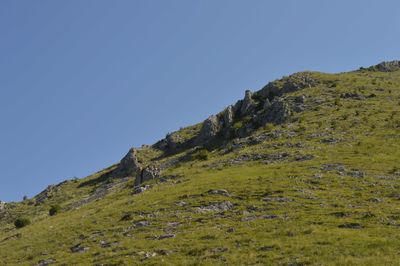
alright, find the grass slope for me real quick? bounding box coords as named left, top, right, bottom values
left=0, top=66, right=400, bottom=265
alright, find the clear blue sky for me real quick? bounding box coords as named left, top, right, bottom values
left=0, top=1, right=399, bottom=202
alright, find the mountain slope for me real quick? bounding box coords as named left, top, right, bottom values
left=1, top=61, right=400, bottom=265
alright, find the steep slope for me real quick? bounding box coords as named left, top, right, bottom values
left=0, top=61, right=400, bottom=265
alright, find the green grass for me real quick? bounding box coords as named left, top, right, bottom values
left=1, top=66, right=400, bottom=265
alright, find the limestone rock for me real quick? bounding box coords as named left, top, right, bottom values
left=240, top=90, right=256, bottom=115
left=114, top=148, right=142, bottom=178
left=259, top=97, right=291, bottom=125
left=136, top=165, right=160, bottom=186
left=371, top=61, right=400, bottom=72
left=222, top=105, right=234, bottom=127
left=197, top=115, right=221, bottom=143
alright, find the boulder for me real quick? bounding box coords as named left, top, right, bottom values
left=137, top=165, right=160, bottom=185
left=113, top=148, right=142, bottom=178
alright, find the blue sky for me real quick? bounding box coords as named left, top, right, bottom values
left=0, top=1, right=399, bottom=202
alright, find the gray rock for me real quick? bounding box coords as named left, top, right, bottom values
left=294, top=95, right=306, bottom=103
left=70, top=244, right=89, bottom=253
left=136, top=166, right=160, bottom=186
left=197, top=201, right=234, bottom=212
left=135, top=221, right=150, bottom=227
left=35, top=259, right=56, bottom=266
left=153, top=234, right=175, bottom=240
left=134, top=185, right=151, bottom=194
left=340, top=92, right=365, bottom=100
left=260, top=97, right=291, bottom=125
left=208, top=189, right=230, bottom=197
left=114, top=148, right=142, bottom=178
left=371, top=61, right=400, bottom=72
left=222, top=105, right=234, bottom=127
left=197, top=115, right=221, bottom=143
left=338, top=223, right=362, bottom=229
left=240, top=90, right=256, bottom=115
left=0, top=201, right=5, bottom=211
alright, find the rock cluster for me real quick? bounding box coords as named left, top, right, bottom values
left=112, top=148, right=161, bottom=188
left=370, top=61, right=400, bottom=72
left=0, top=201, right=5, bottom=211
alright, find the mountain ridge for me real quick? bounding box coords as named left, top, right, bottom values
left=1, top=60, right=399, bottom=265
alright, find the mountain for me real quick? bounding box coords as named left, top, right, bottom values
left=1, top=61, right=400, bottom=265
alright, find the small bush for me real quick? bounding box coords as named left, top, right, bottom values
left=191, top=149, right=209, bottom=161
left=49, top=205, right=61, bottom=216
left=14, top=218, right=31, bottom=229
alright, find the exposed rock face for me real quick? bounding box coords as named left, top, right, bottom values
left=259, top=97, right=291, bottom=125
left=240, top=90, right=256, bottom=115
left=136, top=165, right=160, bottom=186
left=113, top=148, right=142, bottom=178
left=371, top=61, right=400, bottom=72
left=0, top=201, right=5, bottom=211
left=197, top=115, right=222, bottom=143
left=222, top=105, right=234, bottom=127
left=35, top=185, right=59, bottom=204
left=258, top=72, right=319, bottom=99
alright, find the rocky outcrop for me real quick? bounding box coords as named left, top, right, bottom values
left=222, top=105, right=234, bottom=127
left=136, top=165, right=160, bottom=186
left=113, top=148, right=142, bottom=178
left=240, top=90, right=256, bottom=115
left=196, top=115, right=222, bottom=144
left=258, top=72, right=319, bottom=99
left=0, top=201, right=5, bottom=211
left=258, top=97, right=291, bottom=125
left=370, top=61, right=400, bottom=72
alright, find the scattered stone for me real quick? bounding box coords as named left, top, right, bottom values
left=368, top=198, right=382, bottom=203
left=294, top=95, right=306, bottom=103
left=340, top=93, right=365, bottom=100
left=208, top=189, right=230, bottom=197
left=176, top=201, right=187, bottom=207
left=99, top=240, right=111, bottom=248
left=155, top=249, right=173, bottom=256
left=167, top=222, right=181, bottom=227
left=258, top=245, right=276, bottom=252
left=322, top=163, right=346, bottom=173
left=35, top=259, right=56, bottom=266
left=135, top=221, right=150, bottom=227
left=210, top=247, right=228, bottom=253
left=134, top=185, right=151, bottom=194
left=197, top=201, right=234, bottom=212
left=295, top=154, right=314, bottom=161
left=70, top=243, right=89, bottom=253
left=262, top=197, right=292, bottom=203
left=153, top=234, right=175, bottom=240
left=348, top=170, right=365, bottom=178
left=338, top=223, right=362, bottom=229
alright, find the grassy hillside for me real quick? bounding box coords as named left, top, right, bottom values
left=1, top=63, right=400, bottom=265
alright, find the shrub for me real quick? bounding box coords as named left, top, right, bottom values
left=14, top=218, right=30, bottom=229
left=49, top=205, right=61, bottom=216
left=191, top=149, right=209, bottom=161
